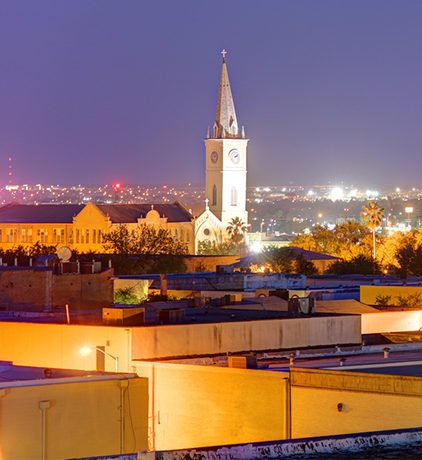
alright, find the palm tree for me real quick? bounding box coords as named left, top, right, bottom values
left=360, top=201, right=385, bottom=259
left=226, top=217, right=247, bottom=255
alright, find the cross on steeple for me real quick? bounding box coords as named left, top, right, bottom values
left=221, top=49, right=227, bottom=60
left=205, top=198, right=209, bottom=210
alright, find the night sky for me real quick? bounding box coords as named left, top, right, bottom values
left=1, top=1, right=422, bottom=189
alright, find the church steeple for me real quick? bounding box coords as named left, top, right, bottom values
left=213, top=50, right=239, bottom=139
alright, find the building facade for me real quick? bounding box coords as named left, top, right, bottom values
left=0, top=201, right=195, bottom=254
left=196, top=51, right=249, bottom=252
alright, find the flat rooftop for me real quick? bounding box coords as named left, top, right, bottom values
left=263, top=344, right=422, bottom=377
left=0, top=362, right=135, bottom=386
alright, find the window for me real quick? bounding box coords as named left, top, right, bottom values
left=231, top=186, right=238, bottom=206
left=0, top=229, right=2, bottom=243
left=175, top=229, right=178, bottom=241
left=93, top=229, right=96, bottom=244
left=21, top=228, right=32, bottom=243
left=181, top=228, right=184, bottom=241
left=37, top=229, right=48, bottom=243
left=7, top=228, right=17, bottom=243
left=169, top=229, right=172, bottom=238
left=86, top=229, right=89, bottom=245
left=69, top=230, right=74, bottom=245
left=76, top=229, right=80, bottom=244
left=212, top=185, right=217, bottom=206
left=186, top=231, right=190, bottom=242
left=53, top=228, right=64, bottom=244
left=98, top=230, right=102, bottom=244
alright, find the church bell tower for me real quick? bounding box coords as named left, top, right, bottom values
left=204, top=50, right=249, bottom=227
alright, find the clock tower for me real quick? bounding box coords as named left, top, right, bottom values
left=204, top=51, right=249, bottom=227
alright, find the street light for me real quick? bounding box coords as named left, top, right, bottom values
left=80, top=346, right=119, bottom=372
left=405, top=207, right=413, bottom=229
left=260, top=220, right=265, bottom=241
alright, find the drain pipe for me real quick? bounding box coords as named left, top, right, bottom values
left=39, top=401, right=50, bottom=460
left=118, top=380, right=129, bottom=454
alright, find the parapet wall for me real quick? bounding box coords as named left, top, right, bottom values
left=0, top=268, right=114, bottom=311
left=131, top=315, right=361, bottom=360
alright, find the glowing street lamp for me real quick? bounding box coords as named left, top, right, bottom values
left=405, top=207, right=413, bottom=228
left=80, top=346, right=119, bottom=372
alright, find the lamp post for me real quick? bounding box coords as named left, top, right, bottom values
left=80, top=346, right=119, bottom=372
left=405, top=207, right=413, bottom=229
left=260, top=220, right=264, bottom=241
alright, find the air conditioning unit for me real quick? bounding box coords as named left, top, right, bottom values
left=228, top=355, right=258, bottom=369
left=288, top=297, right=315, bottom=317
left=103, top=307, right=145, bottom=326
left=159, top=309, right=184, bottom=324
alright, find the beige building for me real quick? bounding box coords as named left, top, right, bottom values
left=0, top=364, right=148, bottom=460
left=0, top=200, right=195, bottom=254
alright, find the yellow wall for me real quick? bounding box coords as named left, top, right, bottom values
left=0, top=376, right=148, bottom=459
left=132, top=316, right=361, bottom=360
left=72, top=201, right=111, bottom=253
left=361, top=285, right=422, bottom=306
left=0, top=202, right=195, bottom=254
left=133, top=361, right=289, bottom=451
left=0, top=223, right=73, bottom=249
left=0, top=322, right=132, bottom=372
left=291, top=367, right=422, bottom=438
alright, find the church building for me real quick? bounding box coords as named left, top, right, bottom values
left=0, top=52, right=248, bottom=256
left=195, top=50, right=249, bottom=252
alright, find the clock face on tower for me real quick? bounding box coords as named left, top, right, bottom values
left=229, top=149, right=241, bottom=164
left=211, top=151, right=218, bottom=163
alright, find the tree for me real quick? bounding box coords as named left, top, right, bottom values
left=394, top=232, right=422, bottom=276
left=197, top=239, right=236, bottom=255
left=259, top=246, right=295, bottom=273
left=226, top=217, right=247, bottom=255
left=292, top=221, right=371, bottom=261
left=102, top=224, right=188, bottom=275
left=360, top=201, right=385, bottom=259
left=102, top=224, right=188, bottom=256
left=294, top=254, right=319, bottom=275
left=325, top=255, right=381, bottom=275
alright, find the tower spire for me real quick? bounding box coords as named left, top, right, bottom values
left=213, top=50, right=238, bottom=139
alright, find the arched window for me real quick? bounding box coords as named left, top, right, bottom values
left=175, top=228, right=178, bottom=240
left=212, top=185, right=217, bottom=206
left=231, top=187, right=237, bottom=206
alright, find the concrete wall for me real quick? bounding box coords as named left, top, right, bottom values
left=132, top=361, right=289, bottom=451
left=131, top=316, right=361, bottom=360
left=0, top=268, right=114, bottom=312
left=184, top=255, right=239, bottom=272
left=361, top=285, right=422, bottom=306
left=0, top=269, right=53, bottom=311
left=244, top=273, right=305, bottom=290
left=53, top=268, right=114, bottom=310
left=291, top=367, right=422, bottom=439
left=0, top=322, right=132, bottom=372
left=361, top=310, right=422, bottom=334
left=0, top=376, right=148, bottom=459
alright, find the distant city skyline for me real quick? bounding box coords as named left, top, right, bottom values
left=1, top=1, right=422, bottom=187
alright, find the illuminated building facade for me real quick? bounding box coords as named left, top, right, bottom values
left=196, top=51, right=249, bottom=251
left=0, top=201, right=195, bottom=254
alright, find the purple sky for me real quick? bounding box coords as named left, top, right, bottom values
left=1, top=1, right=422, bottom=188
